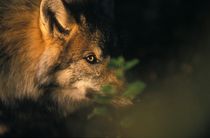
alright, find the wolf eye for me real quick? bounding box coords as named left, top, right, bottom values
left=85, top=55, right=98, bottom=64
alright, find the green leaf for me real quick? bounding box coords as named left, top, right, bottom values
left=94, top=95, right=113, bottom=105
left=115, top=69, right=124, bottom=79
left=123, top=81, right=146, bottom=100
left=101, top=85, right=117, bottom=96
left=124, top=59, right=139, bottom=71
left=109, top=56, right=125, bottom=69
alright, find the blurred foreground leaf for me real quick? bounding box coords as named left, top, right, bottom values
left=124, top=59, right=139, bottom=71
left=123, top=81, right=146, bottom=100
left=94, top=96, right=112, bottom=105
left=101, top=85, right=117, bottom=96
left=109, top=56, right=125, bottom=68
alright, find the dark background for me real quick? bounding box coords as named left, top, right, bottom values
left=103, top=0, right=210, bottom=137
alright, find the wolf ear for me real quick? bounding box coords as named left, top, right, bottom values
left=40, top=0, right=71, bottom=39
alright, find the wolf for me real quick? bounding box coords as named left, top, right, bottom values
left=0, top=0, right=122, bottom=115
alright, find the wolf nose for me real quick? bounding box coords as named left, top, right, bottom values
left=85, top=89, right=97, bottom=99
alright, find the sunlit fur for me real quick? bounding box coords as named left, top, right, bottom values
left=0, top=0, right=121, bottom=114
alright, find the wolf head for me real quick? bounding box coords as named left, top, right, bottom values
left=0, top=0, right=122, bottom=114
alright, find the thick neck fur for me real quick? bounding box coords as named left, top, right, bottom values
left=0, top=0, right=43, bottom=101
